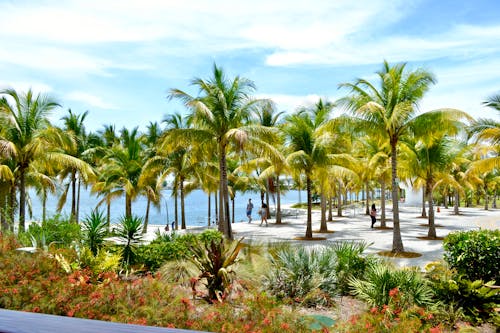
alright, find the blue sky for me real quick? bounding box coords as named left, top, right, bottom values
left=1, top=0, right=499, bottom=131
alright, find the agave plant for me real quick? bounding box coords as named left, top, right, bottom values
left=188, top=237, right=244, bottom=303
left=115, top=215, right=144, bottom=266
left=82, top=210, right=108, bottom=255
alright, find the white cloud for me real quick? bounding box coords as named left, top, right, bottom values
left=0, top=81, right=53, bottom=94
left=66, top=91, right=117, bottom=110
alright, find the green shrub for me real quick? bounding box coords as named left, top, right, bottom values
left=425, top=261, right=500, bottom=326
left=263, top=245, right=337, bottom=306
left=19, top=215, right=81, bottom=248
left=349, top=263, right=434, bottom=309
left=443, top=229, right=500, bottom=282
left=331, top=241, right=378, bottom=295
left=115, top=215, right=144, bottom=266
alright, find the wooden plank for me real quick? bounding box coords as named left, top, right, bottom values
left=0, top=309, right=208, bottom=333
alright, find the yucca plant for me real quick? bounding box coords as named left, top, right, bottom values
left=349, top=263, right=434, bottom=309
left=188, top=237, right=244, bottom=303
left=82, top=210, right=108, bottom=255
left=115, top=215, right=144, bottom=266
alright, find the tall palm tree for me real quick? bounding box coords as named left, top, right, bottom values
left=282, top=99, right=339, bottom=238
left=339, top=60, right=467, bottom=252
left=58, top=109, right=95, bottom=223
left=168, top=64, right=275, bottom=239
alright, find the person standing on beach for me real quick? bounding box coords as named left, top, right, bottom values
left=246, top=199, right=254, bottom=223
left=260, top=201, right=268, bottom=227
left=370, top=203, right=377, bottom=228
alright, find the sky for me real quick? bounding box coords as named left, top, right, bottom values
left=1, top=0, right=499, bottom=132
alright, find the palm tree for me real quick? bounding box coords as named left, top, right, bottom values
left=58, top=109, right=95, bottom=223
left=339, top=60, right=467, bottom=252
left=282, top=99, right=339, bottom=238
left=0, top=88, right=92, bottom=231
left=168, top=64, right=275, bottom=239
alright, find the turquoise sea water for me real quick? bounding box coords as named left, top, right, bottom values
left=28, top=188, right=305, bottom=227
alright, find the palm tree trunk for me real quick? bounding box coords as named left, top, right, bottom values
left=380, top=179, right=386, bottom=227
left=453, top=189, right=460, bottom=215
left=328, top=195, right=333, bottom=222
left=219, top=143, right=232, bottom=239
left=421, top=187, right=427, bottom=218
left=42, top=189, right=47, bottom=223
left=143, top=196, right=150, bottom=234
left=208, top=192, right=211, bottom=226
left=76, top=177, right=81, bottom=224
left=181, top=179, right=186, bottom=229
left=427, top=182, right=436, bottom=238
left=71, top=171, right=76, bottom=222
left=106, top=199, right=111, bottom=230
left=337, top=181, right=343, bottom=217
left=9, top=184, right=16, bottom=232
left=214, top=191, right=218, bottom=226
left=125, top=194, right=132, bottom=218
left=484, top=185, right=489, bottom=210
left=1, top=190, right=8, bottom=231
left=493, top=189, right=497, bottom=209
left=443, top=190, right=449, bottom=209
left=231, top=197, right=235, bottom=224
left=391, top=141, right=404, bottom=252
left=276, top=175, right=282, bottom=224
left=19, top=168, right=27, bottom=232
left=305, top=175, right=313, bottom=239
left=365, top=182, right=370, bottom=215
left=174, top=187, right=178, bottom=230
left=319, top=192, right=328, bottom=232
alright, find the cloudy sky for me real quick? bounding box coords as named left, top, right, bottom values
left=1, top=0, right=499, bottom=131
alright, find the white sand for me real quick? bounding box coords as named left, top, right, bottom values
left=144, top=204, right=500, bottom=269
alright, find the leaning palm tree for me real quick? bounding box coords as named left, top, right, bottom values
left=167, top=64, right=276, bottom=239
left=339, top=60, right=469, bottom=252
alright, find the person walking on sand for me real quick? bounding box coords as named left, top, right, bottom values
left=246, top=198, right=254, bottom=223
left=370, top=203, right=377, bottom=228
left=260, top=201, right=268, bottom=227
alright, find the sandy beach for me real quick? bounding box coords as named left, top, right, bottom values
left=144, top=204, right=500, bottom=269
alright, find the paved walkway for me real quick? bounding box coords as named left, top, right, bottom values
left=149, top=205, right=500, bottom=269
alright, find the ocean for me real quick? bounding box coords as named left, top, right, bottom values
left=27, top=188, right=306, bottom=227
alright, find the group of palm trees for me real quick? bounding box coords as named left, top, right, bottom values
left=1, top=61, right=498, bottom=253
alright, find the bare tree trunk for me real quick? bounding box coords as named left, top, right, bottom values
left=219, top=144, right=232, bottom=239
left=42, top=190, right=47, bottom=223
left=231, top=197, right=235, bottom=224
left=125, top=194, right=132, bottom=218
left=214, top=191, right=218, bottom=226
left=493, top=189, right=497, bottom=209
left=106, top=199, right=111, bottom=230
left=71, top=171, right=76, bottom=222
left=174, top=188, right=178, bottom=230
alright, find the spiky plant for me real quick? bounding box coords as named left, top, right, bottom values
left=115, top=215, right=144, bottom=266
left=82, top=210, right=108, bottom=255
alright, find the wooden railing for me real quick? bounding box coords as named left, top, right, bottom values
left=0, top=309, right=209, bottom=333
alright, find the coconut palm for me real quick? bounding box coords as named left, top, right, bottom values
left=168, top=64, right=276, bottom=239
left=282, top=99, right=341, bottom=238
left=339, top=60, right=468, bottom=252
left=0, top=88, right=93, bottom=231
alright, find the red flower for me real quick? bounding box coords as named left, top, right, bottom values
left=280, top=323, right=290, bottom=329
left=429, top=326, right=441, bottom=333
left=389, top=287, right=399, bottom=298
